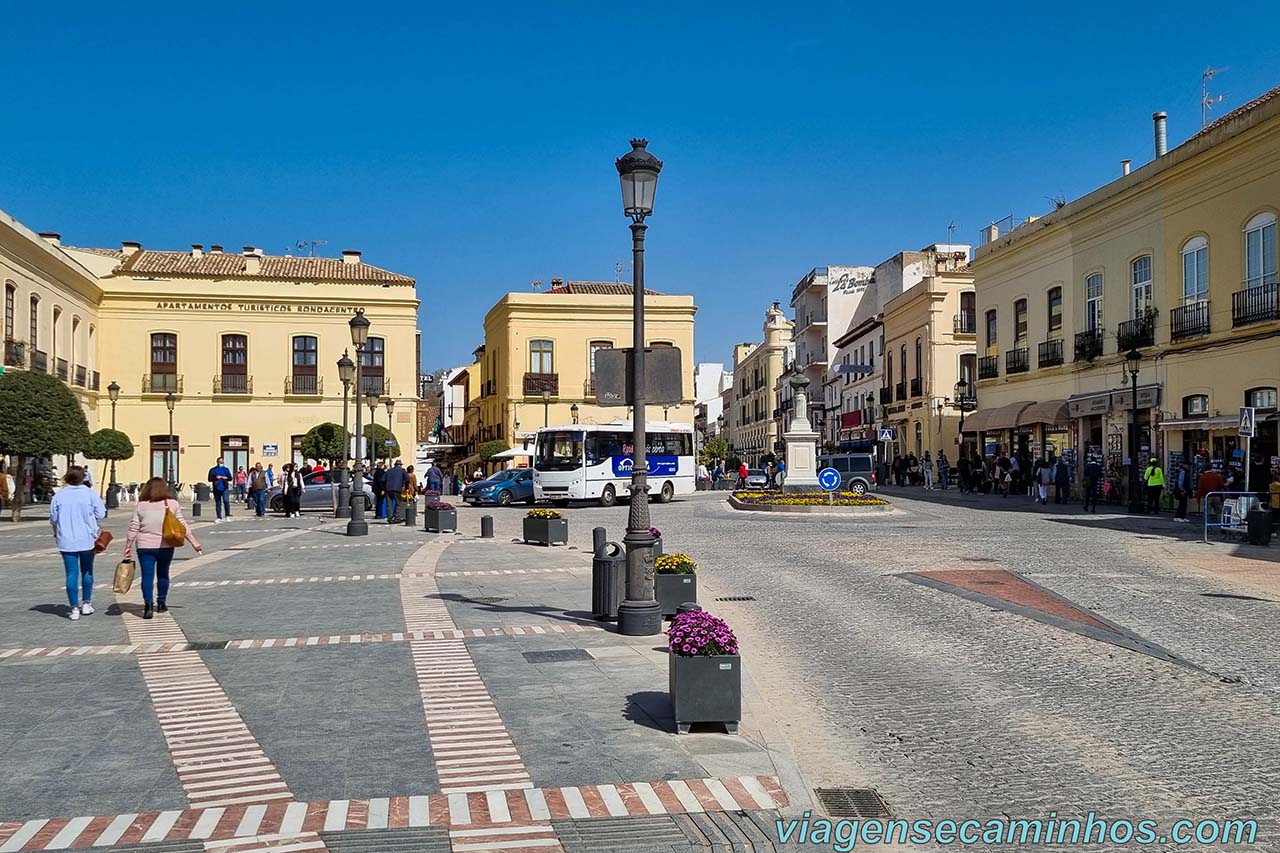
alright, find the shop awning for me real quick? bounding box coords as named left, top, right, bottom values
left=1157, top=415, right=1240, bottom=431
left=490, top=447, right=533, bottom=458
left=962, top=401, right=1035, bottom=433
left=1018, top=399, right=1070, bottom=427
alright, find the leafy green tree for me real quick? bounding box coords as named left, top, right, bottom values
left=362, top=423, right=400, bottom=460
left=0, top=371, right=90, bottom=520
left=700, top=436, right=728, bottom=465
left=478, top=439, right=509, bottom=463
left=300, top=422, right=349, bottom=467
left=84, top=428, right=135, bottom=463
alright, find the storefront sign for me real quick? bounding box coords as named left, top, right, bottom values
left=155, top=301, right=363, bottom=314
left=261, top=444, right=279, bottom=457
left=1067, top=386, right=1160, bottom=418
left=829, top=271, right=871, bottom=294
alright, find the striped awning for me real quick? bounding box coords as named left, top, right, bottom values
left=962, top=401, right=1035, bottom=433
left=1018, top=399, right=1070, bottom=427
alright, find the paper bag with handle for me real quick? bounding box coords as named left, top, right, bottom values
left=113, top=559, right=136, bottom=595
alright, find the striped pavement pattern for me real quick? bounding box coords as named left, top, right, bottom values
left=285, top=541, right=421, bottom=550
left=434, top=568, right=576, bottom=577
left=0, top=776, right=785, bottom=851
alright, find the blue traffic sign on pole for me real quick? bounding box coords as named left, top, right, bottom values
left=878, top=428, right=894, bottom=442
left=817, top=467, right=842, bottom=492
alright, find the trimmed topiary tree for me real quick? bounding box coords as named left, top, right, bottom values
left=362, top=423, right=400, bottom=460
left=300, top=422, right=349, bottom=468
left=84, top=428, right=135, bottom=498
left=478, top=439, right=509, bottom=463
left=0, top=371, right=90, bottom=520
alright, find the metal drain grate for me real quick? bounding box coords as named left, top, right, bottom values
left=460, top=596, right=510, bottom=604
left=715, top=596, right=756, bottom=602
left=814, top=787, right=892, bottom=820
left=523, top=648, right=595, bottom=663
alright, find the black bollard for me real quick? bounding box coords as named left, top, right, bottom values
left=480, top=515, right=494, bottom=539
left=592, top=526, right=607, bottom=556
left=191, top=502, right=201, bottom=518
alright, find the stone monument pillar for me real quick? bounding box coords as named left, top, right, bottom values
left=782, top=374, right=821, bottom=492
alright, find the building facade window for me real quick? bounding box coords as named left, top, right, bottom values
left=150, top=435, right=179, bottom=479
left=1244, top=213, right=1277, bottom=289
left=1246, top=387, right=1278, bottom=409
left=528, top=339, right=553, bottom=374
left=1085, top=274, right=1104, bottom=331
left=292, top=335, right=318, bottom=393
left=1182, top=394, right=1209, bottom=417
left=29, top=296, right=39, bottom=348
left=899, top=345, right=907, bottom=381
left=886, top=351, right=893, bottom=387
left=150, top=332, right=177, bottom=391
left=914, top=337, right=922, bottom=379
left=985, top=309, right=997, bottom=355
left=588, top=340, right=611, bottom=390
left=52, top=307, right=61, bottom=364
left=1181, top=237, right=1209, bottom=304
left=959, top=353, right=977, bottom=387
left=1046, top=287, right=1063, bottom=336
left=1013, top=299, right=1028, bottom=346
left=3, top=282, right=14, bottom=340
left=1131, top=256, right=1153, bottom=316
left=360, top=337, right=385, bottom=396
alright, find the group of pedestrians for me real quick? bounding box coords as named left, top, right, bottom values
left=890, top=451, right=950, bottom=490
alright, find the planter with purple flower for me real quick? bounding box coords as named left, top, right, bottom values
left=668, top=610, right=741, bottom=734
left=423, top=500, right=457, bottom=533
left=654, top=552, right=696, bottom=618
left=649, top=526, right=664, bottom=557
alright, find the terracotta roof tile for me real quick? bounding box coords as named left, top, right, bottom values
left=69, top=247, right=414, bottom=284
left=544, top=281, right=659, bottom=295
left=1187, top=83, right=1280, bottom=142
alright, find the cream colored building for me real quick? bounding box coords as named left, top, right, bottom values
left=724, top=303, right=793, bottom=465
left=3, top=207, right=420, bottom=487
left=469, top=280, right=697, bottom=473
left=969, top=87, right=1280, bottom=495
left=881, top=268, right=976, bottom=464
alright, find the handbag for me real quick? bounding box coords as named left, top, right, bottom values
left=162, top=501, right=187, bottom=547
left=113, top=559, right=136, bottom=594
left=93, top=530, right=113, bottom=554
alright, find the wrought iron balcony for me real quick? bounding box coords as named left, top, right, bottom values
left=978, top=355, right=999, bottom=380
left=56, top=358, right=68, bottom=381
left=895, top=382, right=907, bottom=401
left=285, top=375, right=323, bottom=395
left=1232, top=280, right=1278, bottom=327
left=1005, top=347, right=1029, bottom=374
left=879, top=386, right=893, bottom=405
left=359, top=375, right=390, bottom=397
left=74, top=365, right=87, bottom=387
left=523, top=372, right=558, bottom=396
left=214, top=374, right=252, bottom=394
left=1073, top=329, right=1104, bottom=362
left=1037, top=339, right=1063, bottom=368
left=909, top=378, right=922, bottom=398
left=3, top=340, right=25, bottom=368
left=1170, top=301, right=1210, bottom=341
left=1117, top=314, right=1156, bottom=349
left=142, top=374, right=182, bottom=394
left=953, top=312, right=976, bottom=334
left=31, top=349, right=48, bottom=373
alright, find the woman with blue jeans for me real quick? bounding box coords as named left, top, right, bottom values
left=49, top=466, right=107, bottom=621
left=124, top=477, right=203, bottom=618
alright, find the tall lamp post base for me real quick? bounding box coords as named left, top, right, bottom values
left=336, top=468, right=351, bottom=519
left=106, top=483, right=119, bottom=510
left=617, top=598, right=662, bottom=636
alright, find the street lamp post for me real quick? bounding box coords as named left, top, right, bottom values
left=336, top=351, right=355, bottom=518
left=164, top=391, right=177, bottom=497
left=542, top=389, right=551, bottom=427
left=1126, top=349, right=1145, bottom=514
left=346, top=310, right=371, bottom=536
left=570, top=403, right=579, bottom=425
left=384, top=398, right=395, bottom=459
left=106, top=381, right=120, bottom=510
left=366, top=392, right=381, bottom=468
left=615, top=137, right=663, bottom=637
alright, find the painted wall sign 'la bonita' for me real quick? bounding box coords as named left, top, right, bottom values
left=154, top=302, right=363, bottom=314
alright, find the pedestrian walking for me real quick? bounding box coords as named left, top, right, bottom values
left=1197, top=466, right=1226, bottom=520
left=955, top=453, right=970, bottom=493
left=1035, top=457, right=1053, bottom=504
left=1053, top=457, right=1070, bottom=505
left=49, top=466, right=106, bottom=621
left=922, top=452, right=934, bottom=490
left=737, top=462, right=749, bottom=489
left=299, top=460, right=313, bottom=478
left=906, top=453, right=920, bottom=486
left=936, top=451, right=949, bottom=491
left=373, top=461, right=388, bottom=518
left=426, top=462, right=444, bottom=493
left=696, top=461, right=710, bottom=490
left=453, top=469, right=464, bottom=495
left=384, top=459, right=407, bottom=523
left=123, top=477, right=203, bottom=619
left=776, top=460, right=786, bottom=489
left=233, top=466, right=248, bottom=502
left=248, top=463, right=269, bottom=517
left=1082, top=456, right=1102, bottom=512
left=280, top=463, right=304, bottom=517
left=1142, top=457, right=1165, bottom=514
left=996, top=453, right=1012, bottom=498
left=208, top=457, right=233, bottom=523
left=1009, top=454, right=1023, bottom=497
left=1172, top=459, right=1193, bottom=522
left=265, top=463, right=275, bottom=488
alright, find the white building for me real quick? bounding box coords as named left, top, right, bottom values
left=693, top=362, right=726, bottom=428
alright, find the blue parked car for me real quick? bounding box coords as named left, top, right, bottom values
left=462, top=468, right=536, bottom=507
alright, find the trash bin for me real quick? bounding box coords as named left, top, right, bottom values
left=402, top=499, right=417, bottom=528
left=194, top=483, right=211, bottom=502
left=1246, top=510, right=1272, bottom=546
left=592, top=541, right=625, bottom=620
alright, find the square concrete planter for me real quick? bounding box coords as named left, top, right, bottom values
left=523, top=517, right=568, bottom=546
left=652, top=537, right=664, bottom=557
left=655, top=573, right=697, bottom=618
left=669, top=653, right=741, bottom=734
left=424, top=508, right=457, bottom=533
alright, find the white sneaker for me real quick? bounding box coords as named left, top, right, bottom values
left=214, top=518, right=223, bottom=524
left=69, top=606, right=80, bottom=621
left=81, top=602, right=94, bottom=615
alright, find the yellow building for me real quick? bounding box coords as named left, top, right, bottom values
left=3, top=207, right=420, bottom=487
left=469, top=280, right=697, bottom=473
left=881, top=268, right=976, bottom=463
left=970, top=87, right=1280, bottom=494
left=724, top=303, right=793, bottom=465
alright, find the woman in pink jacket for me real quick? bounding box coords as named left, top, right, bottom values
left=124, top=477, right=204, bottom=619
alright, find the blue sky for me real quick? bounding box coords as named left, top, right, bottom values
left=3, top=2, right=1278, bottom=372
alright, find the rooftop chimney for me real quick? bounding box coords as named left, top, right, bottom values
left=1153, top=111, right=1168, bottom=157
left=243, top=247, right=261, bottom=275
left=210, top=244, right=224, bottom=254
left=122, top=241, right=142, bottom=256
left=38, top=232, right=62, bottom=246
left=983, top=223, right=1000, bottom=244
left=550, top=277, right=563, bottom=287
left=1121, top=159, right=1132, bottom=176
left=191, top=244, right=203, bottom=258
left=342, top=249, right=362, bottom=265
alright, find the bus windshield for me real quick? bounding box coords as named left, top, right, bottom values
left=535, top=430, right=584, bottom=472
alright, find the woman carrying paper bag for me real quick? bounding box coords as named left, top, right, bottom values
left=123, top=477, right=203, bottom=619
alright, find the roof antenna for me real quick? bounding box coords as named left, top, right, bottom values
left=614, top=259, right=631, bottom=282
left=1201, top=66, right=1228, bottom=128
left=946, top=222, right=957, bottom=246
left=530, top=279, right=543, bottom=291
left=295, top=239, right=328, bottom=257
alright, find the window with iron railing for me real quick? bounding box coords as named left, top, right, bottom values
left=1170, top=301, right=1210, bottom=341
left=1232, top=274, right=1278, bottom=327
left=1117, top=313, right=1156, bottom=349
left=1005, top=347, right=1029, bottom=374
left=978, top=355, right=999, bottom=379
left=1073, top=329, right=1103, bottom=362
left=1037, top=339, right=1063, bottom=368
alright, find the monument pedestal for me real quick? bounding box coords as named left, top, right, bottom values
left=780, top=372, right=822, bottom=492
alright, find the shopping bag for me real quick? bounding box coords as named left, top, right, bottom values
left=93, top=530, right=113, bottom=554
left=162, top=503, right=186, bottom=547
left=113, top=559, right=136, bottom=594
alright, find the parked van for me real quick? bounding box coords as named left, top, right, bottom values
left=816, top=453, right=878, bottom=495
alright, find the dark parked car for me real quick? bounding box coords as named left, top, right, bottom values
left=265, top=469, right=373, bottom=513
left=816, top=453, right=878, bottom=495
left=462, top=468, right=536, bottom=506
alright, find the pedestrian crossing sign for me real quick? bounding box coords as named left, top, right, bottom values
left=1239, top=406, right=1256, bottom=438
left=878, top=428, right=894, bottom=442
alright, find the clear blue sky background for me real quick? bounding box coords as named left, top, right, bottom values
left=3, top=2, right=1278, bottom=373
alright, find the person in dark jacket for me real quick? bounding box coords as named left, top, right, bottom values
left=1172, top=459, right=1193, bottom=522
left=1053, top=457, right=1071, bottom=504
left=372, top=462, right=387, bottom=518
left=426, top=463, right=444, bottom=493
left=1082, top=458, right=1103, bottom=513
left=956, top=454, right=971, bottom=494
left=384, top=460, right=407, bottom=523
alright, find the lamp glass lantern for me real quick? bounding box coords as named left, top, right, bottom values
left=383, top=397, right=395, bottom=415
left=349, top=308, right=370, bottom=347
left=1125, top=348, right=1143, bottom=372
left=615, top=138, right=663, bottom=220
left=570, top=403, right=579, bottom=424
left=164, top=391, right=176, bottom=413
left=107, top=381, right=120, bottom=403
left=337, top=352, right=355, bottom=384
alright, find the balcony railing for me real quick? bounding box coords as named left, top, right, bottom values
left=31, top=350, right=48, bottom=373
left=55, top=358, right=68, bottom=381
left=74, top=365, right=87, bottom=387
left=359, top=375, right=390, bottom=397
left=214, top=374, right=252, bottom=394
left=286, top=375, right=323, bottom=395
left=1037, top=339, right=1063, bottom=368
left=3, top=340, right=25, bottom=368
left=978, top=355, right=999, bottom=380
left=1232, top=280, right=1278, bottom=327
left=1117, top=314, right=1156, bottom=349
left=1073, top=329, right=1104, bottom=362
left=895, top=382, right=907, bottom=401
left=879, top=386, right=893, bottom=405
left=1170, top=301, right=1210, bottom=341
left=953, top=312, right=976, bottom=334
left=909, top=377, right=922, bottom=398
left=90, top=371, right=100, bottom=391
left=523, top=372, right=559, bottom=396
left=143, top=374, right=182, bottom=394
left=1005, top=347, right=1029, bottom=374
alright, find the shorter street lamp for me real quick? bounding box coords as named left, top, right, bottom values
left=542, top=389, right=551, bottom=427
left=570, top=402, right=580, bottom=424
left=365, top=391, right=381, bottom=468
left=384, top=397, right=395, bottom=460
left=164, top=391, right=177, bottom=497
left=346, top=309, right=371, bottom=536
left=106, top=381, right=121, bottom=510
left=1126, top=348, right=1145, bottom=514
left=336, top=352, right=355, bottom=518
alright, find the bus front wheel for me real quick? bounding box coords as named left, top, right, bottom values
left=598, top=485, right=617, bottom=508
left=654, top=481, right=674, bottom=503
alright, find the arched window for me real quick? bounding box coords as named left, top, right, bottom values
left=1131, top=256, right=1153, bottom=317
left=29, top=295, right=39, bottom=349
left=1244, top=213, right=1277, bottom=290
left=1181, top=237, right=1208, bottom=304
left=1085, top=274, right=1103, bottom=331
left=899, top=344, right=907, bottom=385
left=886, top=350, right=893, bottom=388
left=959, top=353, right=976, bottom=387
left=1013, top=299, right=1028, bottom=346
left=51, top=306, right=62, bottom=368
left=529, top=339, right=554, bottom=374
left=1182, top=394, right=1209, bottom=418
left=1047, top=287, right=1063, bottom=336
left=985, top=309, right=997, bottom=355
left=3, top=282, right=14, bottom=342
left=1246, top=386, right=1278, bottom=410
left=914, top=337, right=922, bottom=379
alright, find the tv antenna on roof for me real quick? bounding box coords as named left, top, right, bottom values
left=295, top=239, right=328, bottom=257
left=1201, top=66, right=1228, bottom=128
left=614, top=259, right=631, bottom=282
left=531, top=279, right=543, bottom=291
left=946, top=222, right=957, bottom=245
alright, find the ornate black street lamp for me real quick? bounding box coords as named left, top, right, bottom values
left=570, top=402, right=580, bottom=425
left=615, top=138, right=663, bottom=636
left=347, top=309, right=371, bottom=536
left=542, top=389, right=551, bottom=427
left=1126, top=348, right=1145, bottom=514
left=384, top=397, right=395, bottom=460
left=106, top=381, right=121, bottom=509
left=365, top=392, right=381, bottom=469
left=164, top=391, right=177, bottom=495
left=336, top=351, right=355, bottom=518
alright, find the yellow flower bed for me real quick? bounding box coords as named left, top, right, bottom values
left=733, top=490, right=889, bottom=507
left=526, top=508, right=563, bottom=519
left=655, top=552, right=697, bottom=574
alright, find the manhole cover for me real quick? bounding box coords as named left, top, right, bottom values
left=461, top=596, right=510, bottom=604
left=814, top=787, right=892, bottom=819
left=522, top=649, right=594, bottom=663
left=715, top=596, right=756, bottom=602
left=1202, top=592, right=1273, bottom=602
